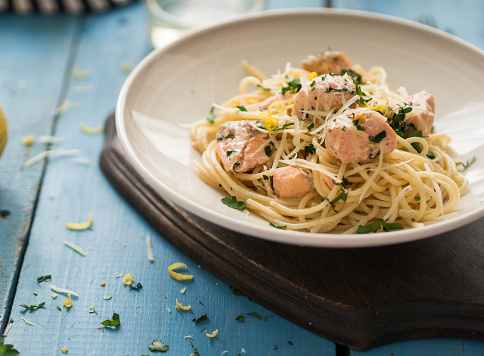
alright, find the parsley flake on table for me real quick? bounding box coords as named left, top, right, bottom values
left=0, top=337, right=19, bottom=355
left=189, top=341, right=200, bottom=356
left=192, top=313, right=208, bottom=323
left=101, top=312, right=120, bottom=327
left=235, top=312, right=267, bottom=322
left=19, top=302, right=45, bottom=311
left=37, top=275, right=51, bottom=283
left=221, top=196, right=246, bottom=211
left=148, top=340, right=169, bottom=352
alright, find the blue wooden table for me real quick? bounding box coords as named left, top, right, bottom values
left=1, top=0, right=484, bottom=355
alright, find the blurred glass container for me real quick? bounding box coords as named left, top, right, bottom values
left=143, top=0, right=266, bottom=48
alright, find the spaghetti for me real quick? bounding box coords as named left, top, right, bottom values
left=190, top=51, right=468, bottom=234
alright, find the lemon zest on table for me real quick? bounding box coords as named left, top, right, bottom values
left=168, top=263, right=193, bottom=280
left=206, top=329, right=219, bottom=338
left=63, top=294, right=72, bottom=308
left=80, top=123, right=105, bottom=134
left=61, top=348, right=68, bottom=353
left=51, top=292, right=58, bottom=299
left=175, top=298, right=191, bottom=311
left=122, top=273, right=134, bottom=285
left=65, top=213, right=93, bottom=230
left=21, top=135, right=35, bottom=146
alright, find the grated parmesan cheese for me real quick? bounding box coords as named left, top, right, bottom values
left=50, top=285, right=78, bottom=297
left=63, top=241, right=86, bottom=256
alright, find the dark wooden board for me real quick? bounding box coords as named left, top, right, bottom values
left=100, top=113, right=484, bottom=350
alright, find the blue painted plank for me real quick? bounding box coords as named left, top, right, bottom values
left=0, top=15, right=77, bottom=329
left=4, top=3, right=336, bottom=355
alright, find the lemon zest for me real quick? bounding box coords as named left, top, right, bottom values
left=168, top=263, right=193, bottom=280
left=264, top=117, right=278, bottom=131
left=65, top=213, right=93, bottom=230
left=21, top=135, right=35, bottom=146
left=267, top=101, right=285, bottom=115
left=63, top=294, right=72, bottom=308
left=206, top=329, right=219, bottom=338
left=122, top=273, right=134, bottom=285
left=175, top=298, right=191, bottom=311
left=80, top=123, right=105, bottom=134
left=61, top=348, right=68, bottom=353
left=307, top=71, right=318, bottom=81
left=51, top=292, right=58, bottom=299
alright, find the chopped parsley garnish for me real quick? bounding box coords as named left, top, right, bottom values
left=236, top=105, right=248, bottom=112
left=235, top=312, right=267, bottom=322
left=192, top=313, right=208, bottom=323
left=257, top=84, right=271, bottom=91
left=353, top=80, right=371, bottom=104
left=357, top=220, right=404, bottom=234
left=269, top=222, right=287, bottom=229
left=456, top=156, right=476, bottom=170
left=281, top=78, right=301, bottom=95
left=226, top=150, right=238, bottom=159
left=352, top=119, right=365, bottom=131
left=341, top=177, right=350, bottom=187
left=368, top=131, right=387, bottom=143
left=0, top=337, right=19, bottom=355
left=273, top=345, right=278, bottom=351
left=37, top=275, right=51, bottom=283
left=19, top=302, right=45, bottom=311
left=310, top=80, right=316, bottom=87
left=274, top=122, right=295, bottom=131
left=321, top=183, right=348, bottom=213
left=264, top=146, right=271, bottom=157
left=304, top=144, right=316, bottom=154
left=415, top=196, right=421, bottom=201
left=101, top=312, right=120, bottom=327
left=387, top=105, right=413, bottom=137
left=341, top=68, right=362, bottom=84
left=307, top=122, right=314, bottom=131
left=217, top=134, right=235, bottom=141
left=149, top=340, right=169, bottom=352
left=262, top=175, right=269, bottom=180
left=206, top=106, right=216, bottom=124
left=288, top=341, right=294, bottom=346
left=426, top=151, right=436, bottom=160
left=232, top=161, right=241, bottom=172
left=221, top=196, right=246, bottom=211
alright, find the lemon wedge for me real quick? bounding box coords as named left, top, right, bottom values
left=0, top=105, right=8, bottom=158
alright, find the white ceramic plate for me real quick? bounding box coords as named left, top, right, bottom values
left=116, top=9, right=484, bottom=247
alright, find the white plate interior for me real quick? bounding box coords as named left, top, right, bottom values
left=116, top=9, right=484, bottom=247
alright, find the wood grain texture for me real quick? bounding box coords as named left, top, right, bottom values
left=0, top=15, right=77, bottom=330
left=2, top=4, right=336, bottom=355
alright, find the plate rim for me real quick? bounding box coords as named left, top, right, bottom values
left=116, top=8, right=484, bottom=248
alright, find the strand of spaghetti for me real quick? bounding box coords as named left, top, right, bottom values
left=383, top=185, right=413, bottom=221
left=241, top=60, right=267, bottom=81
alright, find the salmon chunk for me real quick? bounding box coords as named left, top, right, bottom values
left=325, top=108, right=398, bottom=164
left=215, top=121, right=269, bottom=173
left=292, top=74, right=357, bottom=119
left=387, top=91, right=435, bottom=138
left=301, top=51, right=355, bottom=75
left=273, top=166, right=315, bottom=199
